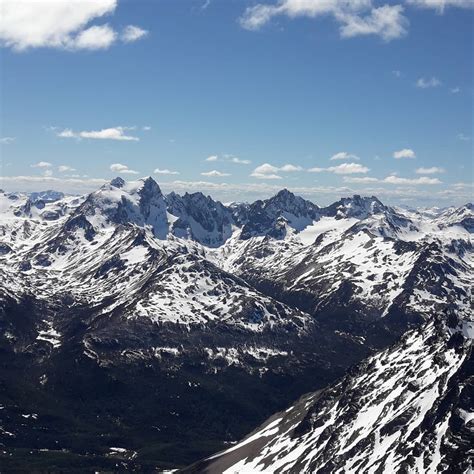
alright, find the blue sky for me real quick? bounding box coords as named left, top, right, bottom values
left=0, top=0, right=472, bottom=206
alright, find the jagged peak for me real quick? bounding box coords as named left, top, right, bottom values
left=340, top=194, right=384, bottom=206
left=139, top=176, right=162, bottom=194
left=266, top=188, right=318, bottom=211
left=110, top=177, right=126, bottom=188
left=274, top=188, right=294, bottom=199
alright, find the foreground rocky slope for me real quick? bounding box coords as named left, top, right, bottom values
left=0, top=178, right=472, bottom=470
left=186, top=316, right=473, bottom=473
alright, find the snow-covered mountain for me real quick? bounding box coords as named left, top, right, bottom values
left=0, top=178, right=472, bottom=470
left=166, top=190, right=234, bottom=246
left=188, top=316, right=472, bottom=473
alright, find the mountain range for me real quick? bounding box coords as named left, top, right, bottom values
left=0, top=177, right=472, bottom=471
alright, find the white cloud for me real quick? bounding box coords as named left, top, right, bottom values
left=251, top=163, right=280, bottom=174
left=343, top=176, right=379, bottom=183
left=337, top=5, right=408, bottom=41
left=415, top=166, right=444, bottom=174
left=31, top=161, right=52, bottom=168
left=0, top=0, right=147, bottom=51
left=206, top=154, right=251, bottom=165
left=230, top=156, right=251, bottom=165
left=452, top=182, right=472, bottom=189
left=154, top=168, right=180, bottom=175
left=201, top=170, right=230, bottom=177
left=330, top=151, right=360, bottom=161
left=251, top=173, right=282, bottom=180
left=393, top=148, right=416, bottom=159
left=1, top=175, right=468, bottom=206
left=383, top=175, right=441, bottom=185
left=251, top=163, right=282, bottom=179
left=250, top=162, right=302, bottom=179
left=309, top=162, right=369, bottom=174
left=240, top=0, right=372, bottom=30
left=43, top=169, right=53, bottom=177
left=280, top=164, right=303, bottom=172
left=0, top=175, right=109, bottom=194
left=143, top=126, right=152, bottom=131
left=73, top=24, right=117, bottom=50
left=239, top=0, right=408, bottom=41
left=457, top=133, right=470, bottom=141
left=0, top=136, right=15, bottom=144
left=416, top=77, right=441, bottom=88
left=57, top=126, right=139, bottom=141
left=122, top=25, right=148, bottom=43
left=58, top=165, right=76, bottom=173
left=406, top=0, right=474, bottom=12
left=327, top=163, right=370, bottom=174
left=110, top=163, right=139, bottom=174
left=392, top=70, right=402, bottom=77
left=450, top=87, right=461, bottom=94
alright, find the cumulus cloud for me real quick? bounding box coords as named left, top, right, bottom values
left=58, top=165, right=76, bottom=173
left=337, top=5, right=408, bottom=41
left=57, top=126, right=139, bottom=141
left=383, top=175, right=441, bottom=185
left=0, top=175, right=109, bottom=194
left=343, top=176, right=379, bottom=183
left=415, top=167, right=444, bottom=174
left=73, top=24, right=117, bottom=50
left=450, top=87, right=461, bottom=94
left=457, top=133, right=470, bottom=141
left=406, top=0, right=474, bottom=12
left=110, top=163, right=139, bottom=174
left=205, top=154, right=251, bottom=165
left=250, top=163, right=282, bottom=180
left=201, top=170, right=230, bottom=177
left=122, top=25, right=148, bottom=43
left=239, top=0, right=408, bottom=41
left=251, top=173, right=282, bottom=180
left=0, top=137, right=15, bottom=144
left=0, top=0, right=147, bottom=51
left=31, top=161, right=52, bottom=168
left=279, top=164, right=303, bottom=172
left=154, top=168, right=180, bottom=175
left=1, top=175, right=467, bottom=205
left=309, top=162, right=369, bottom=174
left=250, top=162, right=303, bottom=179
left=327, top=163, right=370, bottom=174
left=229, top=156, right=251, bottom=165
left=330, top=151, right=360, bottom=161
left=393, top=148, right=416, bottom=159
left=416, top=77, right=441, bottom=88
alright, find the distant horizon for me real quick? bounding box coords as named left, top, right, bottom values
left=1, top=174, right=471, bottom=209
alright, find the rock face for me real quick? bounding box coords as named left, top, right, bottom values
left=0, top=178, right=472, bottom=471
left=166, top=191, right=234, bottom=247
left=236, top=189, right=320, bottom=239
left=187, top=317, right=473, bottom=474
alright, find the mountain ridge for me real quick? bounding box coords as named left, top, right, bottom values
left=0, top=176, right=472, bottom=470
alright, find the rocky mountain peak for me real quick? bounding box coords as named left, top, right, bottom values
left=322, top=194, right=387, bottom=220
left=265, top=188, right=319, bottom=215
left=110, top=177, right=126, bottom=188
left=139, top=176, right=162, bottom=195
